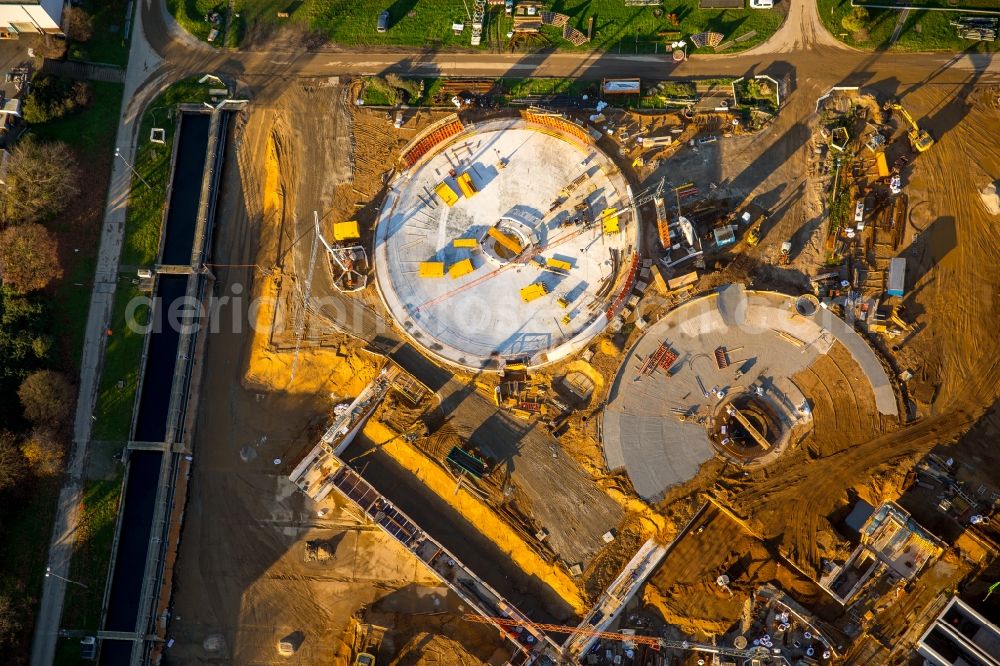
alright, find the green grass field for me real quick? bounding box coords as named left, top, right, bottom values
left=121, top=78, right=215, bottom=266
left=67, top=0, right=131, bottom=66
left=31, top=81, right=124, bottom=369
left=91, top=282, right=149, bottom=442
left=61, top=475, right=124, bottom=629
left=172, top=0, right=784, bottom=53
left=167, top=0, right=228, bottom=43
left=818, top=0, right=999, bottom=51
left=53, top=473, right=124, bottom=664
left=735, top=76, right=779, bottom=112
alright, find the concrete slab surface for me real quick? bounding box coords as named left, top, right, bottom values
left=603, top=286, right=897, bottom=500
left=374, top=118, right=636, bottom=369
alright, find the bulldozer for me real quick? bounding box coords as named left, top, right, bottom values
left=745, top=222, right=763, bottom=247
left=884, top=101, right=934, bottom=153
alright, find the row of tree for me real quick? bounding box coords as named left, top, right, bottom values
left=0, top=72, right=87, bottom=654
left=0, top=140, right=78, bottom=292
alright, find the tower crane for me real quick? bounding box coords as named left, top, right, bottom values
left=414, top=177, right=665, bottom=313
left=462, top=613, right=772, bottom=661
left=883, top=101, right=934, bottom=153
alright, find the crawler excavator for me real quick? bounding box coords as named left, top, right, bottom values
left=884, top=101, right=935, bottom=153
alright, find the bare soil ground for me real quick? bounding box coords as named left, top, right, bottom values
left=166, top=105, right=510, bottom=662
left=588, top=79, right=1000, bottom=644
left=169, top=70, right=1000, bottom=660
left=642, top=503, right=841, bottom=639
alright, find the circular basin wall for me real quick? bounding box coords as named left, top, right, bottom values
left=374, top=117, right=637, bottom=370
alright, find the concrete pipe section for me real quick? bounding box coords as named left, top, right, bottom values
left=373, top=116, right=637, bottom=370
left=602, top=284, right=897, bottom=501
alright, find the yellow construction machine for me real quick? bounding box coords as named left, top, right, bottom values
left=884, top=102, right=934, bottom=153
left=745, top=222, right=762, bottom=247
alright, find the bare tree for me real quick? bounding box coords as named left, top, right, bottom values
left=18, top=370, right=74, bottom=425
left=1, top=139, right=79, bottom=224
left=22, top=427, right=65, bottom=477
left=64, top=7, right=94, bottom=42
left=31, top=34, right=67, bottom=60
left=0, top=223, right=63, bottom=293
left=0, top=432, right=28, bottom=493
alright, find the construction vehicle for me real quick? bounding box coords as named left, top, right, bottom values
left=888, top=304, right=913, bottom=332
left=869, top=303, right=912, bottom=336
left=351, top=621, right=386, bottom=666
left=884, top=102, right=934, bottom=153
left=462, top=614, right=773, bottom=660
left=745, top=221, right=762, bottom=247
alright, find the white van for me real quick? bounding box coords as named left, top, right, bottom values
left=750, top=0, right=774, bottom=8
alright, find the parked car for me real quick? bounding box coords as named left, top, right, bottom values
left=377, top=10, right=389, bottom=32
left=749, top=0, right=773, bottom=7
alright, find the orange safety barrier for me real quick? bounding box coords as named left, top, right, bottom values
left=605, top=253, right=639, bottom=320
left=520, top=111, right=592, bottom=146
left=401, top=119, right=465, bottom=168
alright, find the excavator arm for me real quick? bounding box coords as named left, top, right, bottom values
left=886, top=103, right=934, bottom=153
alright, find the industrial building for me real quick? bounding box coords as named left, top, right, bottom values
left=917, top=596, right=1000, bottom=666
left=0, top=0, right=63, bottom=36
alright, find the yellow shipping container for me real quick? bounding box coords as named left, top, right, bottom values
left=436, top=181, right=460, bottom=207
left=457, top=172, right=477, bottom=198
left=419, top=262, right=445, bottom=278
left=488, top=227, right=523, bottom=255
left=332, top=220, right=361, bottom=241
left=449, top=258, right=475, bottom=279
left=520, top=283, right=548, bottom=302
left=546, top=258, right=572, bottom=272
left=875, top=152, right=889, bottom=178
left=602, top=207, right=620, bottom=234
left=453, top=238, right=478, bottom=249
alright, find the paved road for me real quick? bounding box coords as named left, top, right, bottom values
left=30, top=0, right=997, bottom=661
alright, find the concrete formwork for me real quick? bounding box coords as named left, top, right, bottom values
left=374, top=117, right=637, bottom=370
